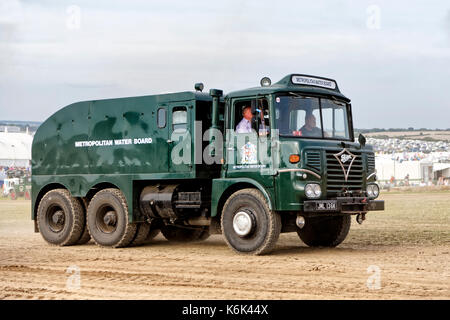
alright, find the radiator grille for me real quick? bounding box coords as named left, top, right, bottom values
left=326, top=149, right=363, bottom=194
left=305, top=151, right=321, bottom=172
left=367, top=153, right=375, bottom=171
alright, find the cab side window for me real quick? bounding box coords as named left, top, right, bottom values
left=172, top=107, right=187, bottom=132
left=234, top=98, right=269, bottom=136
left=157, top=108, right=166, bottom=128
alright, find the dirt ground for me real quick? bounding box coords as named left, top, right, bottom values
left=0, top=191, right=449, bottom=300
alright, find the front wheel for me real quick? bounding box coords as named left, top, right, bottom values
left=221, top=188, right=281, bottom=255
left=296, top=215, right=351, bottom=247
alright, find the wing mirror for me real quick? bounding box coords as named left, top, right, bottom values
left=358, top=133, right=366, bottom=148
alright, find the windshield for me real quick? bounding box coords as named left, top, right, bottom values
left=274, top=94, right=351, bottom=140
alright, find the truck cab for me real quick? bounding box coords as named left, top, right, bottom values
left=32, top=73, right=383, bottom=255
left=209, top=74, right=383, bottom=253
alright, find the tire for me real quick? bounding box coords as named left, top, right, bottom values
left=76, top=198, right=91, bottom=245
left=87, top=188, right=137, bottom=248
left=221, top=188, right=281, bottom=255
left=161, top=225, right=209, bottom=242
left=129, top=223, right=150, bottom=246
left=296, top=215, right=351, bottom=247
left=37, top=189, right=85, bottom=246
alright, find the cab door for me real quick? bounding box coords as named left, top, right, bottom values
left=224, top=96, right=275, bottom=187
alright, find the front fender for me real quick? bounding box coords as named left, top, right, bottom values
left=210, top=178, right=274, bottom=217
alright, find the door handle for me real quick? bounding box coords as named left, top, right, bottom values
left=167, top=139, right=173, bottom=143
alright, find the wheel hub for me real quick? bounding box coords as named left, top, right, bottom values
left=52, top=210, right=65, bottom=225
left=233, top=211, right=254, bottom=237
left=48, top=208, right=65, bottom=233
left=103, top=211, right=117, bottom=226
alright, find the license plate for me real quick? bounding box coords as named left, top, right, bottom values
left=316, top=201, right=337, bottom=211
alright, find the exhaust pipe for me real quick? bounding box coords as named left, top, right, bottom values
left=208, top=89, right=223, bottom=157
left=209, top=88, right=223, bottom=132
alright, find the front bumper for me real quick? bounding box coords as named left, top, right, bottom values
left=303, top=197, right=384, bottom=213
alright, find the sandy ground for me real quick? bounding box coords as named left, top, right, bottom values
left=0, top=191, right=449, bottom=300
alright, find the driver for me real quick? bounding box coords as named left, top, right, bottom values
left=299, top=114, right=321, bottom=137
left=236, top=106, right=253, bottom=133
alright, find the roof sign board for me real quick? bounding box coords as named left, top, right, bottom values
left=291, top=75, right=336, bottom=90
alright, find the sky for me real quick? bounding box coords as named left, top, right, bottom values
left=0, top=0, right=449, bottom=129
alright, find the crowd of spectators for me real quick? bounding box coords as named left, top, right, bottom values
left=367, top=137, right=448, bottom=154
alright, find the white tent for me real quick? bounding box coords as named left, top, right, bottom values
left=375, top=152, right=450, bottom=183
left=375, top=157, right=421, bottom=181
left=432, top=163, right=450, bottom=173
left=0, top=132, right=33, bottom=167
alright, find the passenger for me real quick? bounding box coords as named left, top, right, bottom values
left=299, top=114, right=322, bottom=137
left=236, top=106, right=253, bottom=133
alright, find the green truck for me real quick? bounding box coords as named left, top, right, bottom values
left=32, top=74, right=384, bottom=255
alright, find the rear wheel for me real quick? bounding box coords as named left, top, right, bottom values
left=296, top=215, right=351, bottom=247
left=87, top=188, right=137, bottom=248
left=161, top=225, right=209, bottom=242
left=76, top=198, right=91, bottom=245
left=37, top=189, right=84, bottom=246
left=221, top=188, right=281, bottom=255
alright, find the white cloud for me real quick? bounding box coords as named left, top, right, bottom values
left=0, top=0, right=23, bottom=24
left=0, top=0, right=449, bottom=128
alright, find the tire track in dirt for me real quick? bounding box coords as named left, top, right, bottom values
left=1, top=197, right=449, bottom=299
left=1, top=240, right=448, bottom=299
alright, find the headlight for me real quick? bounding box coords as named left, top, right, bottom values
left=367, top=186, right=373, bottom=197
left=372, top=184, right=379, bottom=198
left=305, top=183, right=321, bottom=199
left=366, top=184, right=379, bottom=198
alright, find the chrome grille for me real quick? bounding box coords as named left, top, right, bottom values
left=326, top=149, right=363, bottom=194
left=367, top=153, right=375, bottom=171
left=305, top=151, right=321, bottom=172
